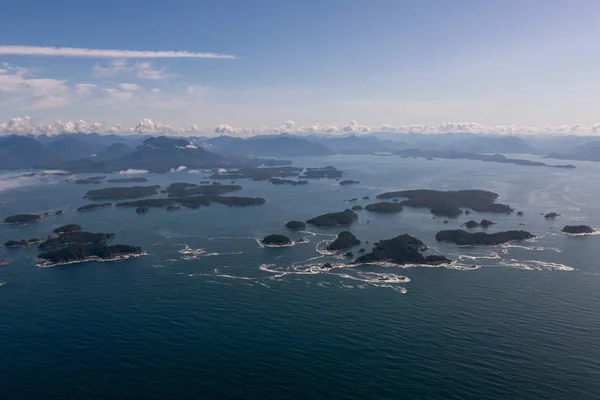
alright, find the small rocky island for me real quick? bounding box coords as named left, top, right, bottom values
left=463, top=219, right=495, bottom=229
left=376, top=189, right=513, bottom=218
left=4, top=214, right=42, bottom=224
left=544, top=212, right=561, bottom=220
left=351, top=205, right=363, bottom=211
left=285, top=221, right=306, bottom=230
left=354, top=234, right=450, bottom=265
left=306, top=209, right=358, bottom=228
left=262, top=234, right=292, bottom=247
left=77, top=203, right=112, bottom=212
left=339, top=180, right=359, bottom=186
left=326, top=231, right=361, bottom=251
left=85, top=185, right=161, bottom=200
left=365, top=202, right=403, bottom=213
left=561, top=225, right=594, bottom=234
left=435, top=229, right=534, bottom=245
left=136, top=206, right=150, bottom=214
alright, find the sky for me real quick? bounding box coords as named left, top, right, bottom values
left=1, top=0, right=600, bottom=136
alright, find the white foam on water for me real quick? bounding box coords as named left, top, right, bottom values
left=561, top=230, right=600, bottom=237
left=187, top=169, right=202, bottom=174
left=0, top=282, right=6, bottom=288
left=498, top=258, right=574, bottom=271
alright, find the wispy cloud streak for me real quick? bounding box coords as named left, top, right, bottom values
left=0, top=45, right=236, bottom=59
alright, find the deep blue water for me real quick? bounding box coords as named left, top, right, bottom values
left=1, top=155, right=600, bottom=399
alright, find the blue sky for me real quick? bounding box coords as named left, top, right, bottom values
left=1, top=0, right=600, bottom=135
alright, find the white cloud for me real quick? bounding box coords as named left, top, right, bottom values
left=92, top=59, right=128, bottom=77
left=93, top=59, right=170, bottom=80
left=134, top=62, right=166, bottom=80
left=118, top=83, right=139, bottom=92
left=119, top=169, right=149, bottom=175
left=0, top=45, right=236, bottom=59
left=74, top=83, right=96, bottom=95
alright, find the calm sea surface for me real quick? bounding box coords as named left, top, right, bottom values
left=1, top=155, right=599, bottom=399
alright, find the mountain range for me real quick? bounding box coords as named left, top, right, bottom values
left=0, top=131, right=599, bottom=171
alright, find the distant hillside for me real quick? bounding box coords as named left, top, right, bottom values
left=307, top=134, right=407, bottom=154
left=97, top=143, right=134, bottom=160
left=0, top=135, right=63, bottom=169
left=546, top=140, right=600, bottom=162
left=204, top=135, right=334, bottom=157
left=47, top=137, right=103, bottom=160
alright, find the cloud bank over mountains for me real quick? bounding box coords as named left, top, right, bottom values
left=1, top=116, right=600, bottom=137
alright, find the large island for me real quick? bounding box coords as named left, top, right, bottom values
left=306, top=209, right=358, bottom=228
left=38, top=243, right=144, bottom=267
left=376, top=189, right=513, bottom=218
left=435, top=229, right=534, bottom=245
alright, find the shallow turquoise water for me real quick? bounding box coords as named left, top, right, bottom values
left=1, top=155, right=599, bottom=399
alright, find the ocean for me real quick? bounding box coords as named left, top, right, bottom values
left=1, top=154, right=599, bottom=399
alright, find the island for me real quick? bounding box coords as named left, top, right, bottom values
left=544, top=212, right=561, bottom=219
left=262, top=234, right=292, bottom=247
left=463, top=219, right=495, bottom=229
left=39, top=231, right=115, bottom=250
left=85, top=185, right=161, bottom=200
left=354, top=234, right=451, bottom=265
left=210, top=166, right=303, bottom=181
left=326, top=231, right=361, bottom=251
left=166, top=205, right=180, bottom=211
left=339, top=180, right=359, bottom=186
left=365, top=202, right=403, bottom=213
left=300, top=166, right=344, bottom=179
left=55, top=210, right=64, bottom=215
left=285, top=220, right=306, bottom=230
left=77, top=203, right=112, bottom=212
left=517, top=211, right=524, bottom=217
left=435, top=229, right=534, bottom=245
left=116, top=195, right=266, bottom=209
left=561, top=225, right=594, bottom=234
left=38, top=243, right=144, bottom=266
left=376, top=189, right=513, bottom=218
left=351, top=205, right=363, bottom=210
left=165, top=183, right=242, bottom=196
left=548, top=164, right=576, bottom=169
left=362, top=196, right=370, bottom=200
left=4, top=238, right=40, bottom=248
left=306, top=209, right=358, bottom=228
left=4, top=214, right=42, bottom=224
left=106, top=177, right=149, bottom=183
left=54, top=224, right=82, bottom=233
left=268, top=178, right=308, bottom=186
left=136, top=206, right=150, bottom=214
left=72, top=176, right=105, bottom=184
left=0, top=259, right=13, bottom=265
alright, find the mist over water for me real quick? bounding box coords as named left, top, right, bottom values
left=1, top=155, right=600, bottom=399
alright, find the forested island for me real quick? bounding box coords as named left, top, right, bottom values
left=72, top=176, right=105, bottom=184
left=326, top=231, right=361, bottom=251
left=339, top=180, right=359, bottom=186
left=38, top=243, right=144, bottom=266
left=354, top=234, right=451, bottom=265
left=268, top=178, right=308, bottom=186
left=435, top=230, right=534, bottom=245
left=306, top=209, right=358, bottom=228
left=85, top=185, right=161, bottom=200
left=116, top=195, right=266, bottom=209
left=544, top=212, right=561, bottom=219
left=365, top=202, right=403, bottom=213
left=54, top=224, right=82, bottom=233
left=376, top=189, right=513, bottom=218
left=4, top=214, right=42, bottom=224
left=107, top=177, right=149, bottom=183
left=262, top=234, right=292, bottom=247
left=39, top=231, right=114, bottom=250
left=4, top=238, right=40, bottom=248
left=165, top=183, right=242, bottom=197
left=463, top=219, right=495, bottom=229
left=561, top=225, right=594, bottom=234
left=285, top=221, right=306, bottom=230
left=77, top=203, right=112, bottom=212
left=300, top=166, right=343, bottom=179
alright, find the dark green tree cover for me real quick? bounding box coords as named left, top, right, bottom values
left=4, top=214, right=42, bottom=224
left=39, top=231, right=114, bottom=250
left=85, top=185, right=160, bottom=200
left=435, top=230, right=534, bottom=245
left=326, top=231, right=361, bottom=251
left=365, top=202, right=403, bottom=213
left=38, top=243, right=143, bottom=264
left=355, top=234, right=450, bottom=265
left=306, top=209, right=358, bottom=228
